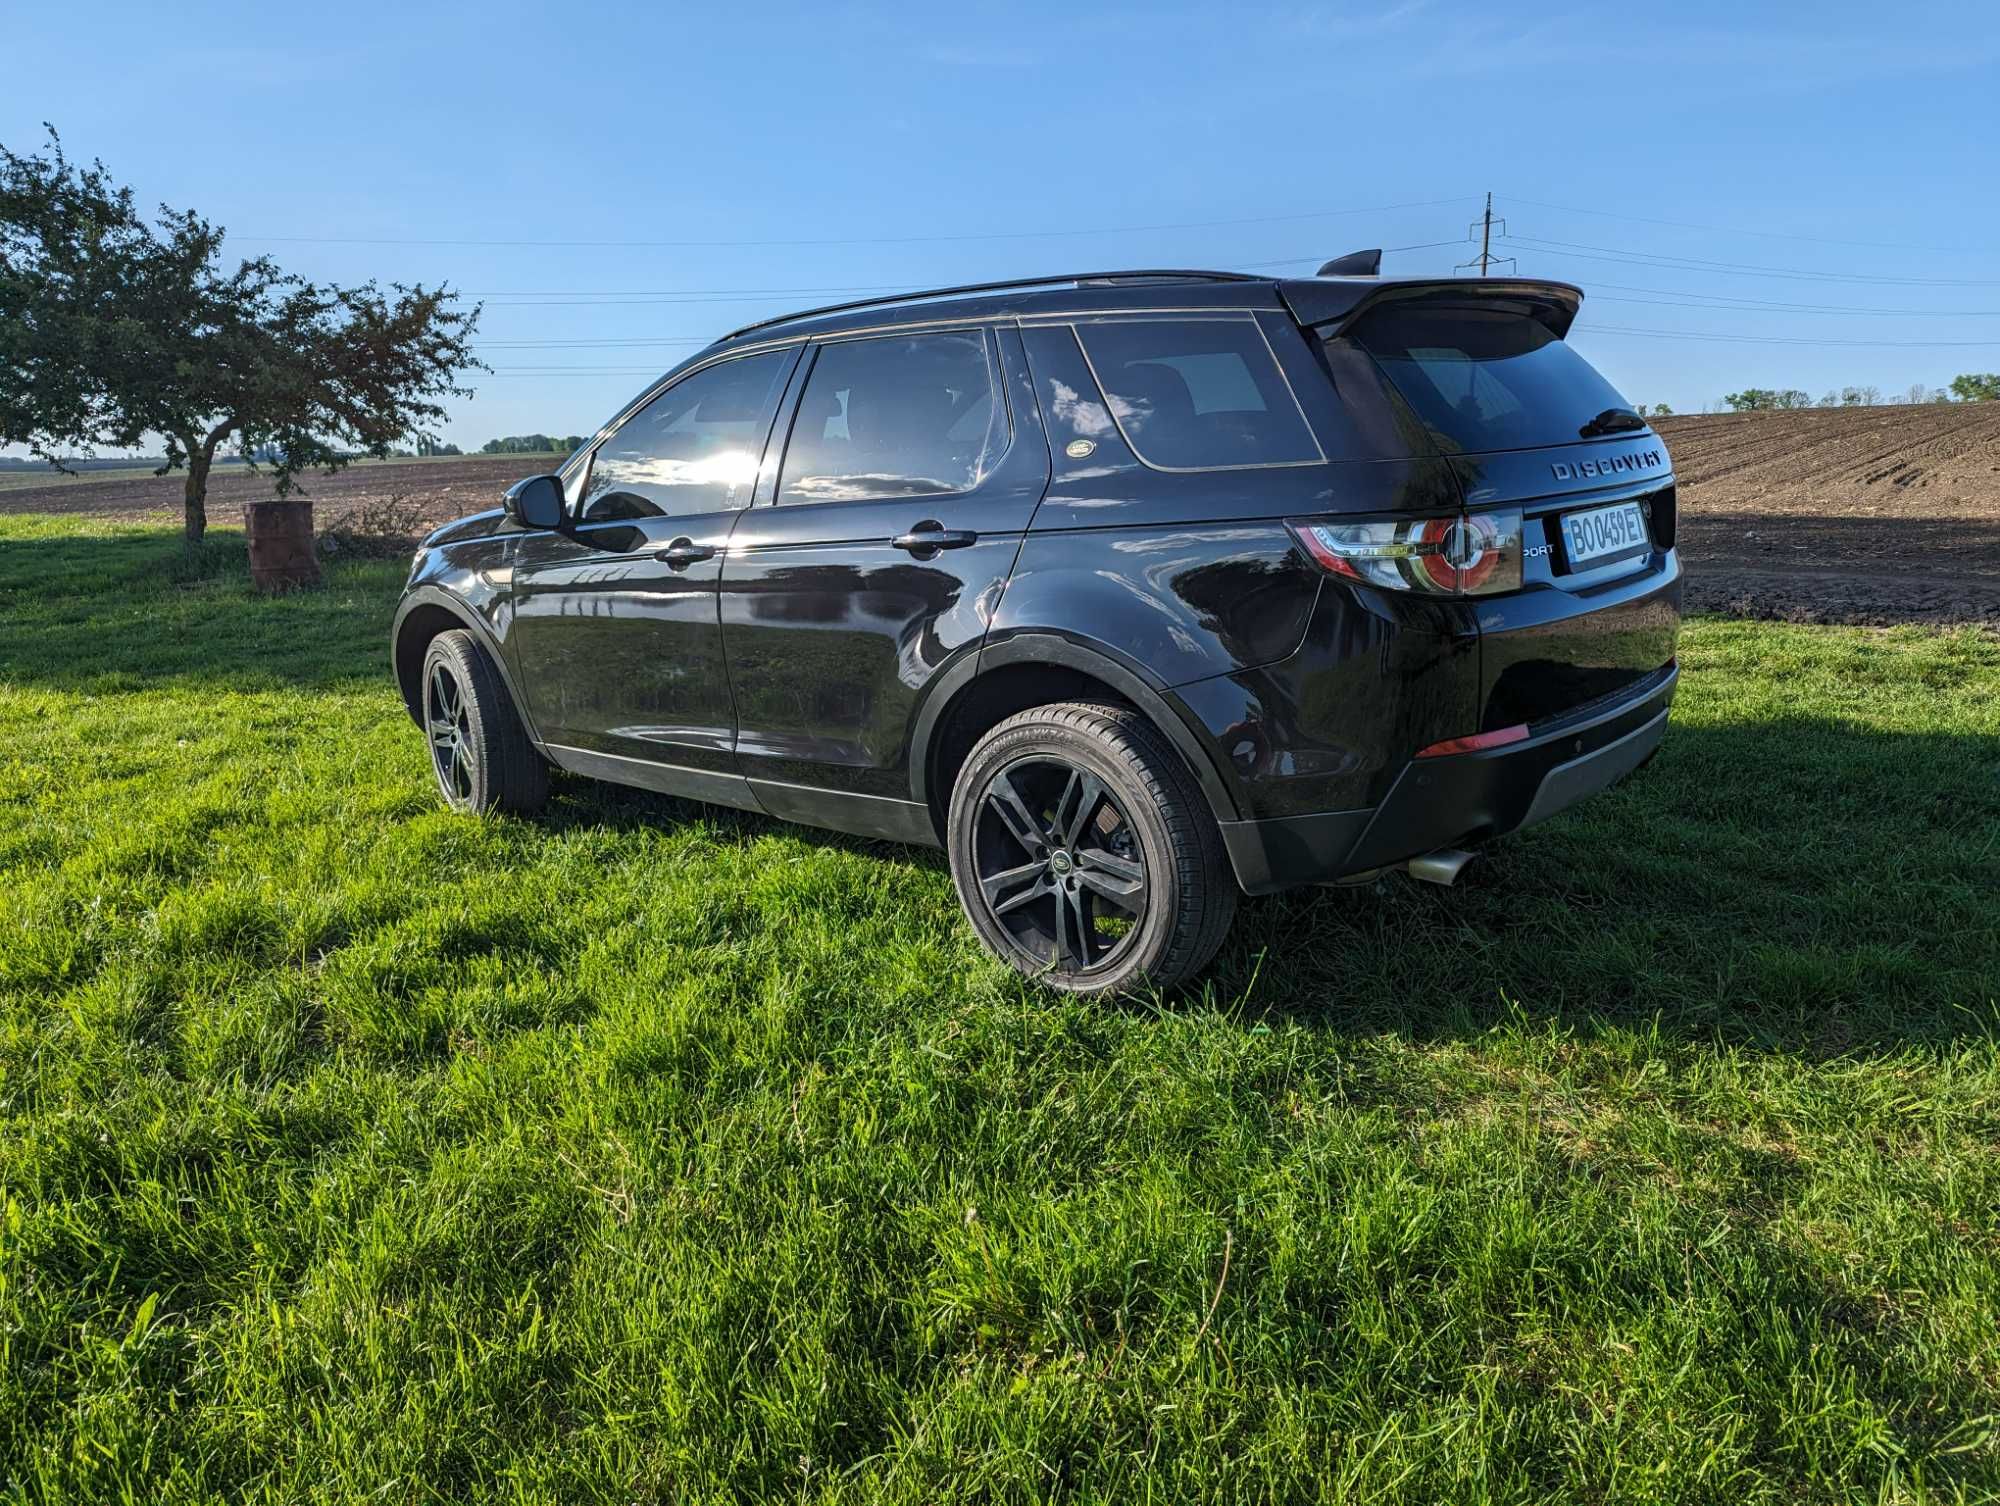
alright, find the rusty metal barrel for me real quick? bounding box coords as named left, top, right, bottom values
left=242, top=500, right=322, bottom=593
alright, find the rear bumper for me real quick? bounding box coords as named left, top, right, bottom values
left=1219, top=663, right=1677, bottom=894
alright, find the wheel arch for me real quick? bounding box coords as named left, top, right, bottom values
left=911, top=632, right=1245, bottom=839
left=390, top=588, right=543, bottom=744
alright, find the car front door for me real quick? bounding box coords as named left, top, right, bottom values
left=507, top=345, right=799, bottom=787
left=719, top=325, right=1050, bottom=836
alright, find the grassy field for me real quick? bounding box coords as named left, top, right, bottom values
left=1, top=514, right=1997, bottom=1503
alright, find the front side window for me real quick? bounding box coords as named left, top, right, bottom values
left=779, top=331, right=1003, bottom=504
left=580, top=349, right=793, bottom=520
left=1074, top=318, right=1321, bottom=470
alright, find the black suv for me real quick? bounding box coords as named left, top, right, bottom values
left=393, top=265, right=1680, bottom=993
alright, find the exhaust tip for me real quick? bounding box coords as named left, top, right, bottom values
left=1404, top=848, right=1475, bottom=886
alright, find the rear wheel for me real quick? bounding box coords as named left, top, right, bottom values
left=947, top=701, right=1236, bottom=994
left=421, top=630, right=549, bottom=815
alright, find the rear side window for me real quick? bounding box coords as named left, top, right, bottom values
left=779, top=331, right=1004, bottom=503
left=1347, top=302, right=1637, bottom=455
left=1074, top=319, right=1321, bottom=470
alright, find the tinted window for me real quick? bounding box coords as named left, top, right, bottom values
left=1074, top=319, right=1320, bottom=470
left=1347, top=303, right=1637, bottom=455
left=779, top=331, right=1002, bottom=504
left=580, top=349, right=793, bottom=520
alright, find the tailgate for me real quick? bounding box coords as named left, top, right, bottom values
left=1314, top=287, right=1683, bottom=731
left=1452, top=439, right=1681, bottom=729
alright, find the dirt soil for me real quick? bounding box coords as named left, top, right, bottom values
left=5, top=405, right=1999, bottom=626
left=1655, top=405, right=2000, bottom=626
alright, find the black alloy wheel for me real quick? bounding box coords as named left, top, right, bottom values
left=973, top=756, right=1150, bottom=974
left=947, top=701, right=1236, bottom=995
left=426, top=658, right=476, bottom=806
left=417, top=629, right=550, bottom=815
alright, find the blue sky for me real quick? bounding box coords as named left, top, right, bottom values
left=6, top=0, right=1998, bottom=450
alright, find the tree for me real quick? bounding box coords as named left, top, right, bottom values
left=481, top=433, right=583, bottom=455
left=0, top=128, right=481, bottom=545
left=1949, top=373, right=2000, bottom=402
left=1723, top=389, right=1810, bottom=412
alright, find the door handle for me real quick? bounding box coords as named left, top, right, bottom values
left=891, top=523, right=978, bottom=554
left=655, top=538, right=717, bottom=569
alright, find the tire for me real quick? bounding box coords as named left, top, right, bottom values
left=946, top=701, right=1236, bottom=995
left=419, top=629, right=549, bottom=815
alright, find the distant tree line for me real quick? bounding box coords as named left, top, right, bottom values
left=384, top=433, right=463, bottom=458
left=481, top=433, right=585, bottom=455
left=1719, top=374, right=1999, bottom=412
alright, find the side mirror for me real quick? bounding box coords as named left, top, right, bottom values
left=503, top=474, right=564, bottom=531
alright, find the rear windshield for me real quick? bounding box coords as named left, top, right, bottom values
left=1347, top=302, right=1638, bottom=455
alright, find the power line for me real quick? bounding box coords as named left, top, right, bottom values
left=478, top=284, right=897, bottom=305
left=475, top=338, right=709, bottom=349
left=464, top=240, right=1473, bottom=309
left=1572, top=323, right=2000, bottom=348
left=1500, top=234, right=2000, bottom=287
left=1591, top=293, right=2000, bottom=319
left=1500, top=194, right=1982, bottom=257
left=236, top=194, right=1481, bottom=250
left=1585, top=282, right=2000, bottom=317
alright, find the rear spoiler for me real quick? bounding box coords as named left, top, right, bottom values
left=1278, top=277, right=1584, bottom=340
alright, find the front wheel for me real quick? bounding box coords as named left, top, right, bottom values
left=946, top=701, right=1237, bottom=995
left=420, top=630, right=549, bottom=815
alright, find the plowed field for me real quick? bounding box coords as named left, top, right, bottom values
left=1655, top=404, right=2000, bottom=625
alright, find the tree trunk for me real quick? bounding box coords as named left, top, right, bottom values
left=183, top=450, right=211, bottom=547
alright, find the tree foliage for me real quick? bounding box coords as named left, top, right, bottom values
left=481, top=433, right=586, bottom=455
left=1722, top=389, right=1812, bottom=412
left=0, top=127, right=482, bottom=543
left=1949, top=372, right=2000, bottom=403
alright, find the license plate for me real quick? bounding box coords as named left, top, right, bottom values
left=1560, top=500, right=1649, bottom=567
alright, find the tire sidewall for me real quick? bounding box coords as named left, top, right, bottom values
left=948, top=716, right=1185, bottom=992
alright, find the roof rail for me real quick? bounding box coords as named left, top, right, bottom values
left=718, top=269, right=1262, bottom=343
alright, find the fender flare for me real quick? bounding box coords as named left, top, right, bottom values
left=907, top=631, right=1246, bottom=825
left=389, top=586, right=547, bottom=746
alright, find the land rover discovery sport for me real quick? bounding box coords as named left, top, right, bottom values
left=392, top=263, right=1681, bottom=993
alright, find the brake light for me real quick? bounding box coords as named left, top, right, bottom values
left=1416, top=724, right=1530, bottom=758
left=1289, top=508, right=1523, bottom=597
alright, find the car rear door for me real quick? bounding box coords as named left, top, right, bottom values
left=718, top=324, right=1050, bottom=836
left=507, top=345, right=799, bottom=784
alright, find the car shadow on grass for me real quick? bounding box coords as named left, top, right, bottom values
left=542, top=715, right=1998, bottom=1058
left=1196, top=716, right=2000, bottom=1055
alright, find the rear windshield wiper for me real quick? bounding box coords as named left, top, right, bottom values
left=1579, top=407, right=1648, bottom=439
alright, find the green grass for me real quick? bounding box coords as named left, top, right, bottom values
left=1, top=513, right=1997, bottom=1504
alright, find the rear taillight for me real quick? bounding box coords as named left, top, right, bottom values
left=1289, top=509, right=1523, bottom=597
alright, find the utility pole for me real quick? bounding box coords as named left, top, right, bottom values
left=1457, top=193, right=1515, bottom=278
